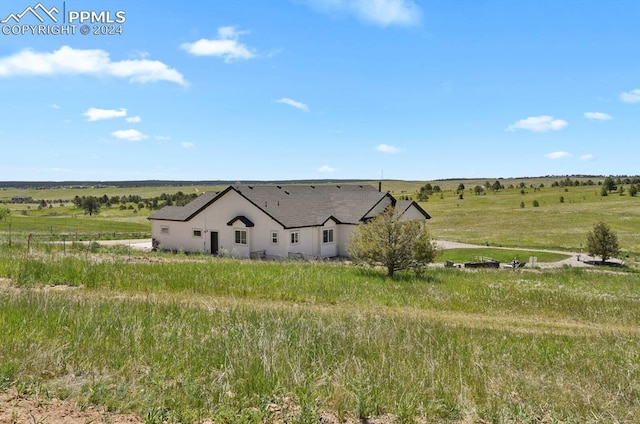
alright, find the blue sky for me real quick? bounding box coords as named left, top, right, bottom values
left=0, top=0, right=638, bottom=182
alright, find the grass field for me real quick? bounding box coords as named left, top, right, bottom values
left=2, top=177, right=637, bottom=256
left=0, top=177, right=638, bottom=422
left=1, top=251, right=639, bottom=423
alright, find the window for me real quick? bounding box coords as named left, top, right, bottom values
left=290, top=231, right=299, bottom=244
left=271, top=231, right=279, bottom=244
left=323, top=228, right=334, bottom=244
left=235, top=229, right=247, bottom=245
left=161, top=226, right=169, bottom=234
left=193, top=229, right=202, bottom=238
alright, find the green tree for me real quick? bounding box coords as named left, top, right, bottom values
left=586, top=221, right=620, bottom=264
left=457, top=183, right=465, bottom=193
left=81, top=196, right=100, bottom=216
left=347, top=207, right=438, bottom=278
left=417, top=184, right=430, bottom=201
left=0, top=207, right=10, bottom=221
left=629, top=184, right=638, bottom=197
left=603, top=177, right=616, bottom=193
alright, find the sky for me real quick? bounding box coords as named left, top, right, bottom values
left=0, top=0, right=638, bottom=182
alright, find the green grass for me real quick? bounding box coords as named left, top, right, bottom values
left=1, top=179, right=638, bottom=422
left=1, top=250, right=639, bottom=422
left=419, top=185, right=640, bottom=256
left=0, top=203, right=151, bottom=244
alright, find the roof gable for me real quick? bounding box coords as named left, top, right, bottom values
left=395, top=200, right=431, bottom=220
left=226, top=215, right=255, bottom=227
left=148, top=184, right=428, bottom=228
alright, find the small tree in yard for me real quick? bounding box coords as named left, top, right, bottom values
left=347, top=207, right=438, bottom=278
left=586, top=221, right=620, bottom=264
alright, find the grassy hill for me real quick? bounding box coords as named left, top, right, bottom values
left=2, top=176, right=637, bottom=258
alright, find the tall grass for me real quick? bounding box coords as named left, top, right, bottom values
left=1, top=254, right=639, bottom=327
left=2, top=289, right=638, bottom=423
left=1, top=252, right=639, bottom=422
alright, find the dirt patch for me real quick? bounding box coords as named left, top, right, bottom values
left=0, top=388, right=142, bottom=424
left=0, top=279, right=81, bottom=294
left=0, top=388, right=405, bottom=424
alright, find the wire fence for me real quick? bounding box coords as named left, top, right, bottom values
left=0, top=229, right=150, bottom=248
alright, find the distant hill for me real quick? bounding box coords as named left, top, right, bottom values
left=0, top=179, right=383, bottom=190
left=0, top=175, right=636, bottom=190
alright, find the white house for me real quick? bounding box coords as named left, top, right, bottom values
left=148, top=184, right=431, bottom=259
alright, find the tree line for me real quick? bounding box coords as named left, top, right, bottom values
left=69, top=192, right=200, bottom=216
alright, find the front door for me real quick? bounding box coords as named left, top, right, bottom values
left=211, top=231, right=219, bottom=255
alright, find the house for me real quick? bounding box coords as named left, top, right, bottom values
left=148, top=184, right=430, bottom=259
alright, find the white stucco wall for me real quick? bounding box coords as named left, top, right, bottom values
left=152, top=189, right=287, bottom=258
left=151, top=189, right=425, bottom=259
left=337, top=224, right=356, bottom=257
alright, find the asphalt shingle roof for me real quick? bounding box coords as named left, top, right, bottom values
left=148, top=184, right=401, bottom=228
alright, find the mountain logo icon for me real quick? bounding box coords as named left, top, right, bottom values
left=1, top=2, right=60, bottom=24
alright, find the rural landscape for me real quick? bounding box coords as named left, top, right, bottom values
left=0, top=176, right=639, bottom=423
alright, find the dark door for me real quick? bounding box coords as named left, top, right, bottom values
left=211, top=231, right=219, bottom=255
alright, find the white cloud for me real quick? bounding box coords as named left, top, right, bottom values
left=0, top=46, right=186, bottom=85
left=376, top=143, right=402, bottom=154
left=49, top=103, right=60, bottom=109
left=181, top=141, right=195, bottom=148
left=181, top=26, right=255, bottom=62
left=306, top=0, right=422, bottom=27
left=318, top=165, right=336, bottom=173
left=111, top=129, right=147, bottom=141
left=126, top=116, right=141, bottom=123
left=276, top=97, right=310, bottom=112
left=545, top=151, right=571, bottom=160
left=155, top=135, right=171, bottom=141
left=620, top=88, right=640, bottom=103
left=507, top=115, right=568, bottom=132
left=584, top=112, right=612, bottom=120
left=580, top=154, right=594, bottom=161
left=84, top=107, right=127, bottom=121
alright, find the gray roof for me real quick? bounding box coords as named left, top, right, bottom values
left=148, top=184, right=429, bottom=228
left=395, top=200, right=432, bottom=219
